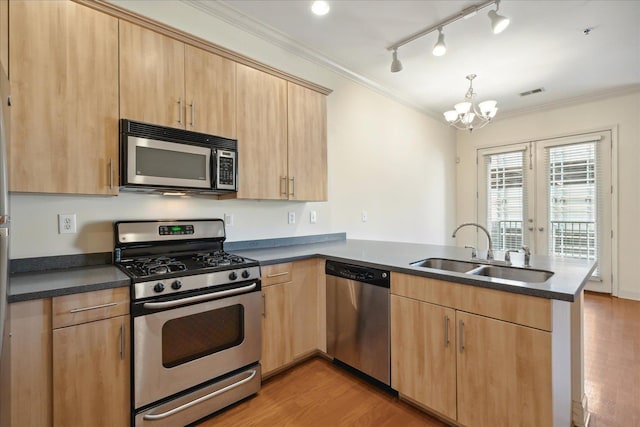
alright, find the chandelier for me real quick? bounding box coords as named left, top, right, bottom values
left=443, top=74, right=498, bottom=132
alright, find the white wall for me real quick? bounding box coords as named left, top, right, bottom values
left=8, top=1, right=456, bottom=259
left=456, top=91, right=640, bottom=300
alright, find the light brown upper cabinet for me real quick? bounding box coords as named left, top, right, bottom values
left=287, top=82, right=327, bottom=201
left=236, top=64, right=327, bottom=201
left=236, top=64, right=288, bottom=200
left=119, top=22, right=237, bottom=139
left=8, top=1, right=119, bottom=195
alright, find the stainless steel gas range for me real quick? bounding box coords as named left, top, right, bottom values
left=114, top=219, right=261, bottom=427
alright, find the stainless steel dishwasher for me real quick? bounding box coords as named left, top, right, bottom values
left=326, top=260, right=390, bottom=386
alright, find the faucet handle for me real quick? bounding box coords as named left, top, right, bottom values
left=464, top=245, right=477, bottom=259
left=521, top=246, right=531, bottom=267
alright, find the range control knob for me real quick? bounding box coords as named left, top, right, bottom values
left=153, top=283, right=165, bottom=293
left=171, top=280, right=182, bottom=290
left=229, top=271, right=238, bottom=281
left=241, top=270, right=250, bottom=279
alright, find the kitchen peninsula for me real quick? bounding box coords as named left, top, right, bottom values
left=8, top=236, right=595, bottom=427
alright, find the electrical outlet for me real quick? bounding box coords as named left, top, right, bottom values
left=58, top=214, right=77, bottom=234
left=288, top=211, right=296, bottom=224
left=224, top=213, right=234, bottom=227
left=310, top=211, right=317, bottom=224
left=361, top=211, right=368, bottom=223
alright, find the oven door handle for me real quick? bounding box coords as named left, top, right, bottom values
left=142, top=369, right=257, bottom=421
left=142, top=283, right=257, bottom=310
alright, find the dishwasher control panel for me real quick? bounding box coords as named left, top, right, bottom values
left=325, top=260, right=390, bottom=288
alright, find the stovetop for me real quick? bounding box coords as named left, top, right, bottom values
left=118, top=250, right=254, bottom=280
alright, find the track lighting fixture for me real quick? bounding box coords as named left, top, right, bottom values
left=387, top=0, right=510, bottom=73
left=432, top=28, right=447, bottom=57
left=488, top=0, right=510, bottom=34
left=390, top=48, right=403, bottom=73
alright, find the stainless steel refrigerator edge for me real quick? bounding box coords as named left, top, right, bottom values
left=0, top=68, right=9, bottom=359
left=0, top=66, right=11, bottom=426
left=326, top=261, right=390, bottom=385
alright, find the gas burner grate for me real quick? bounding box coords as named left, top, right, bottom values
left=131, top=257, right=187, bottom=276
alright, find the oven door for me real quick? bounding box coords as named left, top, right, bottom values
left=133, top=284, right=261, bottom=409
left=126, top=136, right=212, bottom=189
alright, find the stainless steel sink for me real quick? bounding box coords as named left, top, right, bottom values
left=467, top=265, right=554, bottom=283
left=410, top=258, right=480, bottom=273
left=410, top=257, right=554, bottom=283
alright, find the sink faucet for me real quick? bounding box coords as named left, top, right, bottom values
left=505, top=246, right=531, bottom=267
left=452, top=223, right=493, bottom=261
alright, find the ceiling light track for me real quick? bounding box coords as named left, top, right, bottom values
left=387, top=0, right=509, bottom=72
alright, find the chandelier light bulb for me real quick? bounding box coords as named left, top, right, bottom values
left=444, top=110, right=459, bottom=123
left=478, top=100, right=497, bottom=117
left=432, top=28, right=447, bottom=56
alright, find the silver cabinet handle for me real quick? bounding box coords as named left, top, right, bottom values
left=69, top=302, right=117, bottom=313
left=143, top=370, right=257, bottom=421
left=109, top=159, right=114, bottom=190
left=266, top=271, right=289, bottom=278
left=119, top=322, right=125, bottom=361
left=189, top=101, right=195, bottom=127
left=280, top=176, right=287, bottom=196
left=143, top=283, right=257, bottom=310
left=458, top=319, right=465, bottom=352
left=262, top=293, right=266, bottom=317
left=177, top=97, right=183, bottom=124
left=444, top=315, right=450, bottom=347
left=289, top=176, right=295, bottom=197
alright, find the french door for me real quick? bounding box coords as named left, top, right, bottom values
left=478, top=131, right=613, bottom=293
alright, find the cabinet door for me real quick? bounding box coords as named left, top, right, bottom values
left=391, top=295, right=456, bottom=420
left=290, top=259, right=319, bottom=359
left=236, top=64, right=287, bottom=200
left=456, top=312, right=552, bottom=427
left=185, top=45, right=236, bottom=138
left=287, top=82, right=327, bottom=201
left=53, top=315, right=130, bottom=427
left=119, top=21, right=185, bottom=128
left=261, top=283, right=293, bottom=375
left=9, top=1, right=118, bottom=195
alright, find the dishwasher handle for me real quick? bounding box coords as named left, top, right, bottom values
left=325, top=260, right=390, bottom=288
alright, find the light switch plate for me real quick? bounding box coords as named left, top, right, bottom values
left=288, top=211, right=296, bottom=224
left=310, top=211, right=317, bottom=224
left=224, top=213, right=234, bottom=227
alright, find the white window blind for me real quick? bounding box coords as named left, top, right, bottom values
left=545, top=141, right=601, bottom=274
left=484, top=150, right=529, bottom=251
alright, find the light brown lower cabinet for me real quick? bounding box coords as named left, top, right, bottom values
left=391, top=273, right=553, bottom=427
left=52, top=315, right=130, bottom=427
left=260, top=259, right=320, bottom=377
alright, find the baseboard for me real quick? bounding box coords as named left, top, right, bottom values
left=616, top=289, right=640, bottom=301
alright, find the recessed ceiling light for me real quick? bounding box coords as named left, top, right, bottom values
left=311, top=1, right=330, bottom=16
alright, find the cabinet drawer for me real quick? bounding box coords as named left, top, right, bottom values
left=262, top=263, right=293, bottom=286
left=391, top=273, right=551, bottom=331
left=52, top=287, right=130, bottom=329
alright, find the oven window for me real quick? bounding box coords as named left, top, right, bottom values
left=162, top=304, right=244, bottom=368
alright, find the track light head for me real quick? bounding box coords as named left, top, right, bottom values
left=432, top=28, right=447, bottom=57
left=390, top=49, right=403, bottom=73
left=488, top=1, right=510, bottom=34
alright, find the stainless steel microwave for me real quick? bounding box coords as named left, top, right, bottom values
left=120, top=119, right=237, bottom=194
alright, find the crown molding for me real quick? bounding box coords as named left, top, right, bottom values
left=181, top=0, right=440, bottom=120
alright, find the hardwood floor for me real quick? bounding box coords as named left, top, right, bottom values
left=197, top=357, right=446, bottom=427
left=584, top=292, right=640, bottom=427
left=198, top=292, right=639, bottom=427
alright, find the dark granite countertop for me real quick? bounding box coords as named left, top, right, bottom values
left=9, top=265, right=130, bottom=302
left=233, top=239, right=596, bottom=302
left=8, top=237, right=596, bottom=303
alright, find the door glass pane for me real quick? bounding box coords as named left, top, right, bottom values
left=547, top=142, right=598, bottom=263
left=162, top=304, right=244, bottom=368
left=486, top=151, right=528, bottom=251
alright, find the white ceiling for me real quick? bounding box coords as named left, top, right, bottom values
left=191, top=0, right=640, bottom=119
